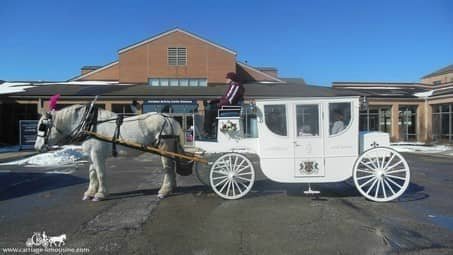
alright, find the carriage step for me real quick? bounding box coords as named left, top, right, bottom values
left=304, top=184, right=320, bottom=195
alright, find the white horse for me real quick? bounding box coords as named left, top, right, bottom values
left=49, top=234, right=66, bottom=247
left=34, top=105, right=185, bottom=201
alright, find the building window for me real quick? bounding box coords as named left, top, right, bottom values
left=168, top=47, right=187, bottom=66
left=148, top=78, right=207, bottom=87
left=359, top=106, right=391, bottom=133
left=399, top=106, right=417, bottom=141
left=432, top=104, right=452, bottom=143
left=433, top=80, right=441, bottom=85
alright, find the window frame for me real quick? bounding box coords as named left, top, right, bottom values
left=263, top=104, right=288, bottom=137
left=295, top=104, right=320, bottom=138
left=328, top=102, right=353, bottom=137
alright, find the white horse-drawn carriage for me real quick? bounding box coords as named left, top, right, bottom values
left=35, top=95, right=410, bottom=202
left=192, top=96, right=410, bottom=202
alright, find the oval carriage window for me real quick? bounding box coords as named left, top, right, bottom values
left=329, top=102, right=351, bottom=135
left=264, top=105, right=287, bottom=136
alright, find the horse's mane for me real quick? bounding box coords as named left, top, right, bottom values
left=57, top=104, right=118, bottom=122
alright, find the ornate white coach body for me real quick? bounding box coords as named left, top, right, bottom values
left=193, top=97, right=410, bottom=202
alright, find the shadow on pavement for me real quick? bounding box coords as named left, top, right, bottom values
left=0, top=172, right=87, bottom=201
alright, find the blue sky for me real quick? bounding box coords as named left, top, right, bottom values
left=1, top=0, right=452, bottom=86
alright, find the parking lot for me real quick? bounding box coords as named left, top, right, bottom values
left=0, top=152, right=452, bottom=254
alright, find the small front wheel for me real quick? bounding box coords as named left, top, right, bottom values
left=210, top=153, right=255, bottom=200
left=353, top=147, right=410, bottom=202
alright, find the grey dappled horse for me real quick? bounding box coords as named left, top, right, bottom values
left=34, top=105, right=185, bottom=201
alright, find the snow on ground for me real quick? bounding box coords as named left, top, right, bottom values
left=390, top=142, right=453, bottom=155
left=0, top=145, right=88, bottom=167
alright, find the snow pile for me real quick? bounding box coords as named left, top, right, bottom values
left=0, top=82, right=35, bottom=95
left=390, top=143, right=453, bottom=155
left=414, top=90, right=433, bottom=98
left=0, top=146, right=88, bottom=167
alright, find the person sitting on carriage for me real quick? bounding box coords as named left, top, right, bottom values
left=331, top=110, right=345, bottom=134
left=203, top=72, right=244, bottom=137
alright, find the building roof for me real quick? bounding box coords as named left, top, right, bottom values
left=255, top=67, right=278, bottom=71
left=7, top=79, right=360, bottom=99
left=422, top=64, right=453, bottom=79
left=332, top=81, right=428, bottom=99
left=81, top=66, right=102, bottom=70
left=118, top=28, right=237, bottom=55
left=68, top=61, right=119, bottom=81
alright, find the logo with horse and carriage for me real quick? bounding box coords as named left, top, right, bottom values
left=25, top=232, right=67, bottom=248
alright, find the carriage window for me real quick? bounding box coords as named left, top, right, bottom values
left=264, top=105, right=287, bottom=136
left=329, top=102, right=351, bottom=135
left=296, top=105, right=319, bottom=136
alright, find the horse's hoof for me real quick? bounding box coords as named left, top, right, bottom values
left=91, top=197, right=102, bottom=202
left=82, top=195, right=93, bottom=201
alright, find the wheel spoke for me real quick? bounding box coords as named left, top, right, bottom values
left=386, top=169, right=407, bottom=175
left=383, top=152, right=396, bottom=170
left=365, top=178, right=378, bottom=194
left=381, top=179, right=387, bottom=198
left=357, top=169, right=375, bottom=174
left=234, top=159, right=246, bottom=173
left=359, top=176, right=377, bottom=188
left=212, top=176, right=228, bottom=181
left=233, top=180, right=243, bottom=193
left=357, top=174, right=374, bottom=181
left=359, top=161, right=378, bottom=172
left=386, top=174, right=407, bottom=181
left=383, top=179, right=396, bottom=195
left=235, top=178, right=249, bottom=189
left=212, top=170, right=228, bottom=176
left=385, top=176, right=402, bottom=189
left=368, top=157, right=379, bottom=170
left=385, top=160, right=403, bottom=172
left=231, top=180, right=235, bottom=197
left=378, top=151, right=385, bottom=169
left=374, top=179, right=380, bottom=198
left=214, top=177, right=229, bottom=187
left=236, top=176, right=252, bottom=182
left=236, top=165, right=252, bottom=174
left=237, top=171, right=252, bottom=176
left=219, top=180, right=230, bottom=193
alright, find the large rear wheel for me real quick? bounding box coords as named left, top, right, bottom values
left=353, top=147, right=410, bottom=202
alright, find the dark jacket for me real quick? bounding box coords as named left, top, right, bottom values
left=218, top=81, right=244, bottom=107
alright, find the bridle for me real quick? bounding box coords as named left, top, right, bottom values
left=37, top=104, right=99, bottom=149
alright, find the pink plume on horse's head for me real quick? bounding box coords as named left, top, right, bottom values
left=49, top=94, right=60, bottom=110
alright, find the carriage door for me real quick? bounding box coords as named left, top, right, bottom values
left=293, top=103, right=325, bottom=177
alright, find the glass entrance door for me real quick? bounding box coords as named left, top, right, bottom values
left=399, top=106, right=417, bottom=141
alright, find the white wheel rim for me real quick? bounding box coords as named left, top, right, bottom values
left=210, top=153, right=255, bottom=200
left=353, top=147, right=410, bottom=202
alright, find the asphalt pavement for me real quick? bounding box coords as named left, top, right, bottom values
left=0, top=152, right=452, bottom=255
